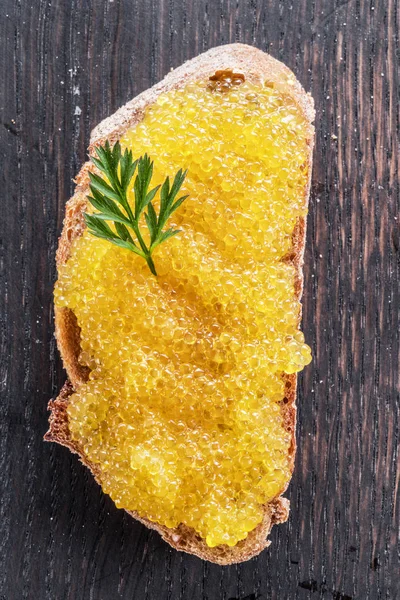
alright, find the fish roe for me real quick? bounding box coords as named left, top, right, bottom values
left=55, top=77, right=312, bottom=547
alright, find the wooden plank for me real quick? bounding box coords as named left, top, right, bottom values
left=0, top=0, right=398, bottom=598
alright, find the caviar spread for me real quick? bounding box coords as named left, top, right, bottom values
left=55, top=75, right=311, bottom=548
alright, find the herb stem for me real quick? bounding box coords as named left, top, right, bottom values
left=123, top=195, right=136, bottom=226
left=133, top=223, right=150, bottom=257
left=145, top=254, right=158, bottom=276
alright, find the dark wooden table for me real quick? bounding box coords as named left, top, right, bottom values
left=1, top=1, right=399, bottom=599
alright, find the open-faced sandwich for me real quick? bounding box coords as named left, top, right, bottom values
left=46, top=44, right=314, bottom=565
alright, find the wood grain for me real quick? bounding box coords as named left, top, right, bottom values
left=0, top=1, right=398, bottom=598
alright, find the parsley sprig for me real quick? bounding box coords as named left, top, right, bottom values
left=84, top=141, right=188, bottom=276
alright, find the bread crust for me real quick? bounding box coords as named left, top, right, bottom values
left=45, top=43, right=314, bottom=565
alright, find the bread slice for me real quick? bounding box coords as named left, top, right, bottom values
left=45, top=43, right=314, bottom=565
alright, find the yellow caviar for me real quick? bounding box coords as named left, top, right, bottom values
left=55, top=76, right=312, bottom=547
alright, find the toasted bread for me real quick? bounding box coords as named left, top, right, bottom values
left=45, top=43, right=314, bottom=565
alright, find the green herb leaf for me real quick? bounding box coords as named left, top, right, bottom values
left=84, top=141, right=188, bottom=276
left=151, top=228, right=181, bottom=250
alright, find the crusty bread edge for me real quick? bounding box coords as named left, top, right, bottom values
left=45, top=44, right=314, bottom=565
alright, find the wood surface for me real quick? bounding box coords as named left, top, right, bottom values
left=0, top=1, right=399, bottom=599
